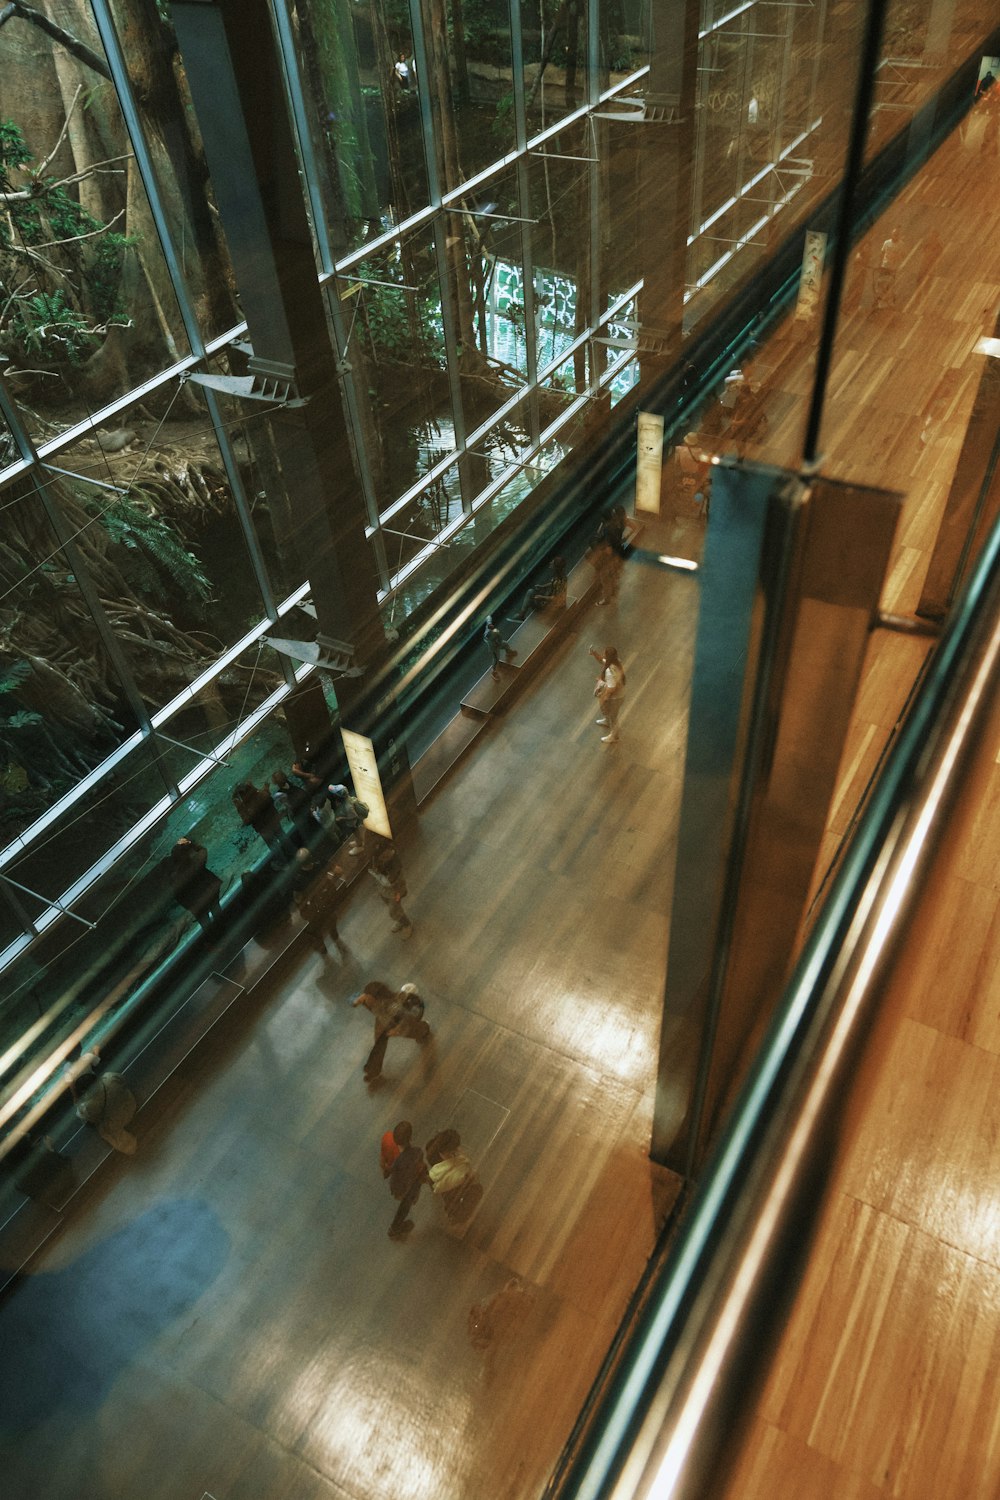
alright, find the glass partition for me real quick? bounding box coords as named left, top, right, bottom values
left=0, top=0, right=997, bottom=1174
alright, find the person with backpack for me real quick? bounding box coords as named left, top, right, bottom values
left=352, top=980, right=430, bottom=1081
left=589, top=644, right=626, bottom=744
left=326, top=783, right=369, bottom=854
left=425, top=1128, right=483, bottom=1226
left=384, top=1120, right=428, bottom=1240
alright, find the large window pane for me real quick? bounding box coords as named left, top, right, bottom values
left=0, top=481, right=142, bottom=840
left=1, top=6, right=192, bottom=445
left=348, top=227, right=454, bottom=519
left=104, top=0, right=240, bottom=345
left=46, top=393, right=273, bottom=715
left=522, top=0, right=591, bottom=133
left=295, top=0, right=429, bottom=257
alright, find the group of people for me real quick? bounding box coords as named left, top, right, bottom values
left=381, top=1118, right=482, bottom=1241
left=231, top=770, right=369, bottom=868
left=168, top=751, right=415, bottom=954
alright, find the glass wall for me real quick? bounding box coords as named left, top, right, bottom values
left=0, top=0, right=995, bottom=1144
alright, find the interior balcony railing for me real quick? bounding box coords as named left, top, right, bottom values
left=544, top=481, right=1000, bottom=1500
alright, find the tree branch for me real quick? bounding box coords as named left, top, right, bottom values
left=0, top=2, right=113, bottom=81
left=0, top=153, right=133, bottom=204
left=34, top=84, right=84, bottom=179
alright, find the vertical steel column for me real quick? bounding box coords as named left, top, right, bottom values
left=269, top=0, right=391, bottom=587
left=89, top=0, right=294, bottom=683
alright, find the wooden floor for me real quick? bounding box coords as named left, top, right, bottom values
left=0, top=504, right=695, bottom=1499
left=1, top=92, right=998, bottom=1500
left=720, top=94, right=1000, bottom=1500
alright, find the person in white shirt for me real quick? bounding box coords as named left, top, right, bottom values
left=589, top=644, right=626, bottom=744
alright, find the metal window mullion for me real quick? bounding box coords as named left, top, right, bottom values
left=509, top=0, right=540, bottom=443
left=91, top=1, right=286, bottom=673
left=269, top=0, right=336, bottom=278
left=586, top=0, right=602, bottom=351
left=90, top=0, right=204, bottom=357
left=406, top=0, right=475, bottom=512
left=0, top=373, right=153, bottom=738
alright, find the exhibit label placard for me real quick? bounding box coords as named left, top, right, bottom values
left=636, top=410, right=665, bottom=514
left=341, top=728, right=392, bottom=839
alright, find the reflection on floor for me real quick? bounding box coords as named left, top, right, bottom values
left=0, top=511, right=696, bottom=1500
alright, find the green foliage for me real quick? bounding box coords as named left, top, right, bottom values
left=18, top=291, right=98, bottom=364
left=94, top=497, right=213, bottom=608
left=0, top=117, right=135, bottom=369
left=0, top=661, right=32, bottom=696
left=363, top=279, right=446, bottom=366
left=0, top=119, right=31, bottom=170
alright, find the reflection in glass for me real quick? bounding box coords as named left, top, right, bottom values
left=348, top=227, right=453, bottom=519
left=153, top=641, right=291, bottom=775
left=295, top=0, right=429, bottom=257
left=4, top=741, right=169, bottom=910
left=0, top=480, right=141, bottom=837
left=104, top=0, right=239, bottom=345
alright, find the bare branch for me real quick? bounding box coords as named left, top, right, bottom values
left=35, top=208, right=126, bottom=250
left=34, top=84, right=84, bottom=179
left=0, top=154, right=133, bottom=205
left=0, top=2, right=113, bottom=81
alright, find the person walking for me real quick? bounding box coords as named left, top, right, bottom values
left=294, top=862, right=347, bottom=958
left=381, top=1119, right=408, bottom=1178
left=385, top=1121, right=428, bottom=1240
left=367, top=840, right=414, bottom=937
left=425, top=1128, right=483, bottom=1225
left=589, top=644, right=626, bottom=744
left=352, top=980, right=430, bottom=1081
left=483, top=615, right=517, bottom=680
left=873, top=224, right=904, bottom=309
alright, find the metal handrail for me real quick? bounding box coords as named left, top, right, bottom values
left=553, top=505, right=1000, bottom=1499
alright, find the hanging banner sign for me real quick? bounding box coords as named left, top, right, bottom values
left=795, top=230, right=827, bottom=321
left=341, top=728, right=392, bottom=840
left=636, top=410, right=665, bottom=514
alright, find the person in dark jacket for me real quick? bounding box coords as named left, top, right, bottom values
left=515, top=555, right=567, bottom=618
left=232, top=781, right=297, bottom=863
left=483, top=615, right=518, bottom=680
left=169, top=837, right=223, bottom=934
left=385, top=1120, right=428, bottom=1239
